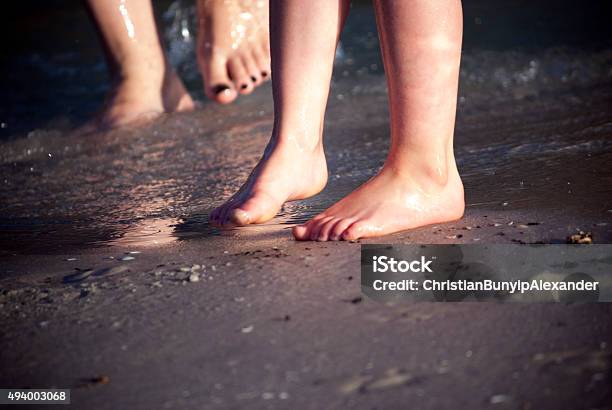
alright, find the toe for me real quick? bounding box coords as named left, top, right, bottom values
left=317, top=218, right=340, bottom=241
left=228, top=207, right=251, bottom=226
left=329, top=218, right=355, bottom=241
left=342, top=221, right=367, bottom=241
left=201, top=54, right=238, bottom=104
left=292, top=225, right=309, bottom=241
left=252, top=45, right=271, bottom=81
left=310, top=216, right=335, bottom=241
left=228, top=192, right=280, bottom=226
left=228, top=57, right=254, bottom=95
left=242, top=54, right=263, bottom=86
left=292, top=218, right=319, bottom=241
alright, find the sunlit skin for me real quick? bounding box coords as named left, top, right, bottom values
left=85, top=0, right=270, bottom=130
left=197, top=0, right=271, bottom=104
left=212, top=0, right=465, bottom=241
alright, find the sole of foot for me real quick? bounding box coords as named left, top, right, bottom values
left=292, top=166, right=465, bottom=241
left=210, top=139, right=328, bottom=227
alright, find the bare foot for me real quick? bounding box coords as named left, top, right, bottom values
left=197, top=0, right=271, bottom=104
left=94, top=68, right=194, bottom=130
left=85, top=0, right=195, bottom=131
left=210, top=136, right=327, bottom=226
left=293, top=164, right=464, bottom=241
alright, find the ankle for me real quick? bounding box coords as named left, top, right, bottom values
left=271, top=128, right=323, bottom=154
left=112, top=54, right=166, bottom=85
left=383, top=156, right=458, bottom=191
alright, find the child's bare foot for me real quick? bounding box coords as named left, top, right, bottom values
left=197, top=0, right=271, bottom=104
left=293, top=162, right=464, bottom=241
left=210, top=136, right=327, bottom=226
left=95, top=68, right=194, bottom=130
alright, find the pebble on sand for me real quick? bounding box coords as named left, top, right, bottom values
left=121, top=256, right=135, bottom=261
left=567, top=231, right=593, bottom=244
left=188, top=273, right=200, bottom=283
left=490, top=394, right=511, bottom=404
left=241, top=325, right=254, bottom=333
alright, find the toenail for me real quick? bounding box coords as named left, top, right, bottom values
left=241, top=84, right=248, bottom=90
left=250, top=76, right=257, bottom=83
left=212, top=84, right=230, bottom=95
left=261, top=71, right=268, bottom=77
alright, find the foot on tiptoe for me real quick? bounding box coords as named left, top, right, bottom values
left=197, top=0, right=271, bottom=104
left=293, top=163, right=464, bottom=241
left=210, top=136, right=328, bottom=227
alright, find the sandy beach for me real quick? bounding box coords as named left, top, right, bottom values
left=1, top=1, right=612, bottom=408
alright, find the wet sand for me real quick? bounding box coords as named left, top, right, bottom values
left=2, top=1, right=612, bottom=409
left=2, top=77, right=612, bottom=408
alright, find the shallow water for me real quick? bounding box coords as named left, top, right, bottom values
left=1, top=1, right=611, bottom=255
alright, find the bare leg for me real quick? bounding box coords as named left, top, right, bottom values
left=197, top=0, right=272, bottom=104
left=294, top=0, right=465, bottom=241
left=210, top=0, right=350, bottom=226
left=86, top=0, right=194, bottom=129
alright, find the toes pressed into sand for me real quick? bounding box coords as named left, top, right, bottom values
left=211, top=191, right=282, bottom=227
left=210, top=141, right=328, bottom=229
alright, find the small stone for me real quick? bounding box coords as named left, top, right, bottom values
left=90, top=375, right=110, bottom=385
left=241, top=325, right=254, bottom=333
left=121, top=256, right=135, bottom=261
left=188, top=273, right=200, bottom=283
left=567, top=231, right=593, bottom=244
left=490, top=394, right=511, bottom=404
left=366, top=370, right=412, bottom=391
left=261, top=392, right=274, bottom=400
left=179, top=267, right=192, bottom=272
left=65, top=257, right=77, bottom=261
left=279, top=392, right=289, bottom=400
left=128, top=251, right=141, bottom=254
left=338, top=375, right=373, bottom=395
